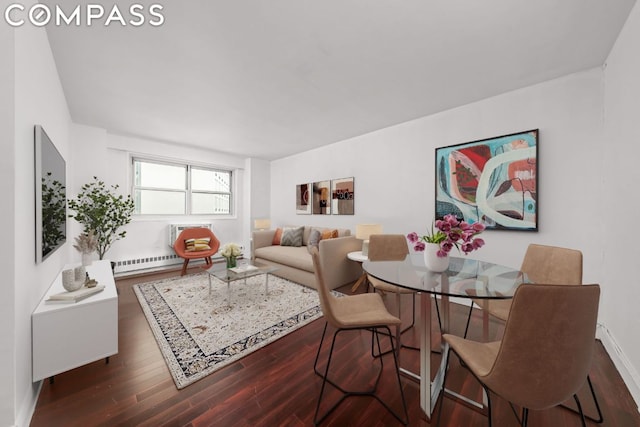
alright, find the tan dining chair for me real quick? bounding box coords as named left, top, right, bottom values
left=462, top=243, right=601, bottom=423
left=310, top=247, right=408, bottom=426
left=439, top=283, right=601, bottom=427
left=367, top=234, right=417, bottom=352
left=464, top=243, right=583, bottom=332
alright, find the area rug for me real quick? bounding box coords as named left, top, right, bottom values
left=134, top=272, right=331, bottom=389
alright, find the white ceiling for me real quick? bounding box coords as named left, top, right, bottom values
left=44, top=0, right=636, bottom=160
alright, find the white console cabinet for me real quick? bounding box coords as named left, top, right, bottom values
left=32, top=260, right=118, bottom=382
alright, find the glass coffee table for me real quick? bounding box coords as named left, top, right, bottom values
left=206, top=261, right=279, bottom=304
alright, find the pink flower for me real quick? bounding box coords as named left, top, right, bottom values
left=473, top=238, right=485, bottom=249
left=461, top=242, right=474, bottom=254
left=436, top=220, right=451, bottom=232
left=472, top=222, right=486, bottom=232
left=443, top=214, right=459, bottom=227
left=407, top=232, right=420, bottom=243
left=461, top=231, right=474, bottom=242
left=407, top=216, right=486, bottom=258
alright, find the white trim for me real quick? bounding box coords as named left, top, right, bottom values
left=18, top=380, right=42, bottom=427
left=597, top=323, right=640, bottom=413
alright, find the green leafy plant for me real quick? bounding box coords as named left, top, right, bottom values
left=68, top=176, right=135, bottom=260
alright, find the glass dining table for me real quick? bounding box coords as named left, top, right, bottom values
left=363, top=254, right=528, bottom=421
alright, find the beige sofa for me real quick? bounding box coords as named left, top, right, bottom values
left=251, top=226, right=362, bottom=290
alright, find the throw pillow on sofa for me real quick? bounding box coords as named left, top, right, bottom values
left=321, top=229, right=339, bottom=240
left=280, top=226, right=304, bottom=247
left=307, top=228, right=340, bottom=253
left=272, top=228, right=283, bottom=245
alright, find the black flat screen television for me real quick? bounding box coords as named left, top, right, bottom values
left=35, top=125, right=66, bottom=263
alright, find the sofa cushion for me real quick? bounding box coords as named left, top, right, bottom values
left=281, top=226, right=304, bottom=246
left=255, top=246, right=314, bottom=272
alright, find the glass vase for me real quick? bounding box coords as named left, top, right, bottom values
left=226, top=256, right=237, bottom=268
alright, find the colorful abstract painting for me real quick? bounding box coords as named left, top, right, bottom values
left=331, top=177, right=354, bottom=215
left=435, top=129, right=538, bottom=231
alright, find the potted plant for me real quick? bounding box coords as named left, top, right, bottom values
left=220, top=242, right=242, bottom=268
left=68, top=176, right=135, bottom=262
left=407, top=214, right=486, bottom=272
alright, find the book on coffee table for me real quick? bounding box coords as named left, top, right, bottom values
left=229, top=264, right=259, bottom=273
left=46, top=285, right=105, bottom=304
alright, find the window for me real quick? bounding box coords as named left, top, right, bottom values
left=133, top=158, right=232, bottom=215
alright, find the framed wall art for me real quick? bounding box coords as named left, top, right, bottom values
left=295, top=183, right=311, bottom=214
left=435, top=129, right=538, bottom=231
left=312, top=180, right=331, bottom=215
left=331, top=177, right=354, bottom=215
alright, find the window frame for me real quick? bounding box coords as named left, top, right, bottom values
left=132, top=157, right=233, bottom=216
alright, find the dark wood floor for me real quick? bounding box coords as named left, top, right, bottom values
left=31, top=266, right=640, bottom=427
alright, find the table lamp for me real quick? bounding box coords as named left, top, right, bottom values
left=254, top=218, right=271, bottom=230
left=356, top=223, right=382, bottom=256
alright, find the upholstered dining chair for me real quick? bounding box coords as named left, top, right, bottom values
left=464, top=244, right=583, bottom=334
left=310, top=247, right=408, bottom=426
left=173, top=227, right=221, bottom=276
left=367, top=234, right=417, bottom=352
left=462, top=244, right=601, bottom=423
left=439, top=283, right=601, bottom=427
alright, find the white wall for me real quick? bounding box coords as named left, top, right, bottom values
left=603, top=1, right=640, bottom=406
left=248, top=158, right=271, bottom=224
left=272, top=68, right=604, bottom=281
left=12, top=21, right=73, bottom=427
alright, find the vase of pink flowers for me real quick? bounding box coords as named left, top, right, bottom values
left=407, top=214, right=486, bottom=272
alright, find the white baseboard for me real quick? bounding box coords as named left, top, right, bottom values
left=597, top=323, right=640, bottom=413
left=17, top=380, right=42, bottom=427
